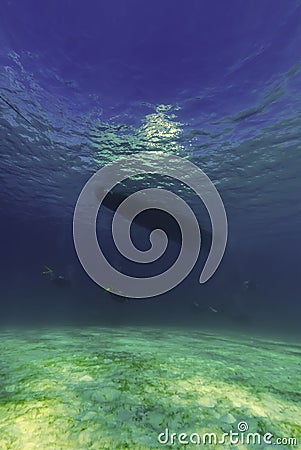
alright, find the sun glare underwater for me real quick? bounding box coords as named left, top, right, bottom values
left=0, top=1, right=300, bottom=449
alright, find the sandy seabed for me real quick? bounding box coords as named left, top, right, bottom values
left=0, top=326, right=300, bottom=449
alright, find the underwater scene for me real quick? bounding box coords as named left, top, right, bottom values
left=0, top=1, right=300, bottom=449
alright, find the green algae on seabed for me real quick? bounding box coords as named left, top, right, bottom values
left=0, top=327, right=300, bottom=449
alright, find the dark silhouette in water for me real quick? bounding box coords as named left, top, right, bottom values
left=98, top=186, right=213, bottom=249
left=192, top=279, right=258, bottom=325
left=41, top=266, right=70, bottom=288
left=241, top=279, right=257, bottom=293
left=96, top=186, right=213, bottom=305
left=51, top=275, right=70, bottom=288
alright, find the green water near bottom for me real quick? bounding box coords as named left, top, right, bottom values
left=0, top=326, right=300, bottom=449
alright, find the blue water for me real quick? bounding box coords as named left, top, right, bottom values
left=0, top=0, right=301, bottom=331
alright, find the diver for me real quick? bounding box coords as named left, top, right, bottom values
left=230, top=278, right=258, bottom=324
left=192, top=279, right=258, bottom=324
left=242, top=279, right=257, bottom=292
left=192, top=300, right=218, bottom=314
left=42, top=266, right=70, bottom=288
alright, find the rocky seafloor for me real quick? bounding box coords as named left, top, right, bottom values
left=0, top=326, right=300, bottom=449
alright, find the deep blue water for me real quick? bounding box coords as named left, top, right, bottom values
left=0, top=0, right=301, bottom=332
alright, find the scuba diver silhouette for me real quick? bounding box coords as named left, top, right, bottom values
left=41, top=266, right=70, bottom=288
